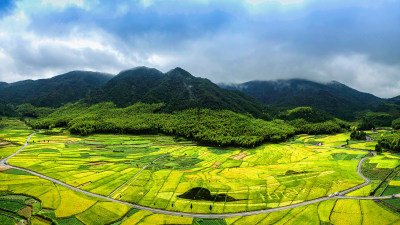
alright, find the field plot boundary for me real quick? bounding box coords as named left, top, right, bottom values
left=108, top=154, right=167, bottom=197
left=2, top=133, right=400, bottom=218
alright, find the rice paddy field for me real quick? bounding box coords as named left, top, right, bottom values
left=1, top=119, right=400, bottom=224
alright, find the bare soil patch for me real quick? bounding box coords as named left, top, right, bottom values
left=211, top=162, right=222, bottom=168
left=0, top=165, right=10, bottom=172
left=88, top=161, right=108, bottom=167
left=18, top=206, right=32, bottom=218
left=231, top=152, right=246, bottom=160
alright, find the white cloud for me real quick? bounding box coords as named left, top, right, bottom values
left=41, top=0, right=84, bottom=8
left=323, top=54, right=400, bottom=98
left=245, top=0, right=305, bottom=5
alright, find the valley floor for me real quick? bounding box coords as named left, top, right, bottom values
left=0, top=119, right=400, bottom=224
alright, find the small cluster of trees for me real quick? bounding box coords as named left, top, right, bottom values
left=375, top=144, right=383, bottom=154
left=350, top=130, right=366, bottom=140
left=378, top=133, right=400, bottom=152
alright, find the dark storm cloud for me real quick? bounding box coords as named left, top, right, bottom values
left=27, top=0, right=234, bottom=46
left=0, top=0, right=400, bottom=97
left=26, top=0, right=400, bottom=63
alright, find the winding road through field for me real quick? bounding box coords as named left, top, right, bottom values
left=0, top=133, right=398, bottom=218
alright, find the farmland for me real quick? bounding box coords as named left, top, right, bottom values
left=8, top=132, right=366, bottom=213
left=1, top=119, right=400, bottom=224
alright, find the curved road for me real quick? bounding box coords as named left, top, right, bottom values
left=1, top=133, right=398, bottom=218
left=0, top=133, right=35, bottom=166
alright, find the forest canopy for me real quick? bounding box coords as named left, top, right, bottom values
left=29, top=103, right=348, bottom=147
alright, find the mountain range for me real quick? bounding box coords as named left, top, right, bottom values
left=85, top=67, right=267, bottom=117
left=220, top=79, right=384, bottom=120
left=0, top=67, right=398, bottom=120
left=0, top=71, right=112, bottom=107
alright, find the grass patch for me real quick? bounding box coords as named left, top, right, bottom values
left=56, top=217, right=85, bottom=225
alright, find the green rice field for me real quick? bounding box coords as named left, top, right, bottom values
left=1, top=120, right=400, bottom=224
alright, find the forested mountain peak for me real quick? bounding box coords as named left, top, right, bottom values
left=106, top=66, right=164, bottom=85
left=88, top=67, right=165, bottom=107
left=166, top=67, right=195, bottom=79
left=86, top=66, right=266, bottom=117
left=50, top=70, right=113, bottom=81
left=116, top=66, right=164, bottom=79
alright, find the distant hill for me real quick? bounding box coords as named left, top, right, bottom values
left=221, top=79, right=383, bottom=120
left=387, top=96, right=400, bottom=106
left=0, top=71, right=113, bottom=107
left=86, top=67, right=268, bottom=118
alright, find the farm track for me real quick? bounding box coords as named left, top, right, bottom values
left=1, top=133, right=400, bottom=218
left=107, top=154, right=167, bottom=197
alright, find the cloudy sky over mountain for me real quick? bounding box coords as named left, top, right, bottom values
left=0, top=0, right=399, bottom=97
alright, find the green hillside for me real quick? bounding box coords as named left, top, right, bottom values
left=0, top=71, right=112, bottom=107
left=86, top=67, right=268, bottom=118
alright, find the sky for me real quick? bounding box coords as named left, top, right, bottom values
left=0, top=0, right=399, bottom=98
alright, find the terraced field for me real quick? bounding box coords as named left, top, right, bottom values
left=1, top=119, right=400, bottom=224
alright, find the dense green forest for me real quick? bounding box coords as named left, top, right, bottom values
left=356, top=104, right=400, bottom=130
left=28, top=103, right=347, bottom=147
left=29, top=102, right=294, bottom=147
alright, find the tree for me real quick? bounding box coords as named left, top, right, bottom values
left=375, top=144, right=382, bottom=155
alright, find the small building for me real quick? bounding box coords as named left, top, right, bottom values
left=366, top=136, right=374, bottom=142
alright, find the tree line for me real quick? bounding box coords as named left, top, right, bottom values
left=29, top=103, right=349, bottom=147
